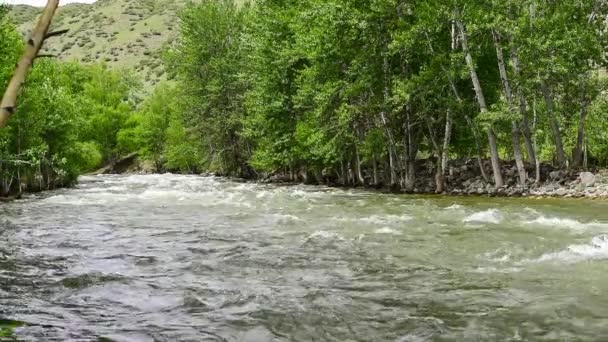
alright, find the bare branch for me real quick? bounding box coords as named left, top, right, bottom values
left=36, top=54, right=58, bottom=59
left=45, top=28, right=69, bottom=39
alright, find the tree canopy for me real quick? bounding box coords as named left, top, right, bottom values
left=123, top=0, right=608, bottom=192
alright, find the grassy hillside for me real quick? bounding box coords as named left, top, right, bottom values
left=9, top=0, right=189, bottom=87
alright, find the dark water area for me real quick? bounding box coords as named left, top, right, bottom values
left=2, top=174, right=608, bottom=341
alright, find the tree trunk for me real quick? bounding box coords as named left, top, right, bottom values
left=435, top=160, right=445, bottom=193
left=380, top=52, right=398, bottom=190
left=540, top=80, right=566, bottom=169
left=1, top=0, right=61, bottom=128
left=511, top=123, right=527, bottom=186
left=372, top=155, right=379, bottom=186
left=405, top=159, right=416, bottom=192
left=493, top=30, right=526, bottom=186
left=441, top=110, right=452, bottom=177
left=532, top=98, right=541, bottom=182
left=463, top=114, right=489, bottom=183
left=426, top=116, right=444, bottom=193
left=387, top=138, right=397, bottom=188
left=444, top=24, right=488, bottom=183
left=314, top=169, right=324, bottom=185
left=355, top=147, right=364, bottom=185
left=404, top=111, right=418, bottom=192
left=456, top=16, right=503, bottom=188
left=510, top=47, right=537, bottom=166
left=572, top=83, right=588, bottom=168
left=340, top=160, right=347, bottom=186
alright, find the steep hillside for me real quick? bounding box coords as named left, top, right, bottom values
left=9, top=0, right=188, bottom=87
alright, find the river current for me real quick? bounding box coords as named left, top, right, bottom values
left=1, top=174, right=608, bottom=341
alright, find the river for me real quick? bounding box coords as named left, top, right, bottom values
left=1, top=174, right=608, bottom=341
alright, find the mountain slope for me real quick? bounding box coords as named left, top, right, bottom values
left=9, top=0, right=188, bottom=86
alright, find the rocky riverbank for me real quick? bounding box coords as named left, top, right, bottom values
left=259, top=159, right=608, bottom=199
left=412, top=160, right=608, bottom=199
left=446, top=171, right=608, bottom=199
left=108, top=155, right=608, bottom=200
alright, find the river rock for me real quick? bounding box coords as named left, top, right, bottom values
left=549, top=171, right=564, bottom=181
left=579, top=172, right=596, bottom=187
left=554, top=188, right=568, bottom=196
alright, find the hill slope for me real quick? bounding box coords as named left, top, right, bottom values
left=9, top=0, right=188, bottom=86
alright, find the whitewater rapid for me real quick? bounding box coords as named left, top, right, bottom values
left=2, top=174, right=608, bottom=340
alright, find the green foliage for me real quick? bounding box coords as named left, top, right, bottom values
left=0, top=318, right=23, bottom=341
left=117, top=82, right=206, bottom=173
left=164, top=0, right=251, bottom=176
left=77, top=64, right=139, bottom=159
left=586, top=95, right=608, bottom=165
left=0, top=6, right=22, bottom=89
left=0, top=17, right=140, bottom=195
left=130, top=0, right=608, bottom=184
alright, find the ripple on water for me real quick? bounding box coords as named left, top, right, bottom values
left=3, top=174, right=608, bottom=341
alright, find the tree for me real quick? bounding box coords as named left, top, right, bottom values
left=166, top=0, right=252, bottom=176
left=1, top=0, right=64, bottom=128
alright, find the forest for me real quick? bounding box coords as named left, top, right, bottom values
left=2, top=0, right=608, bottom=196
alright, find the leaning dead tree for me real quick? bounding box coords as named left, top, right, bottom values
left=0, top=0, right=67, bottom=129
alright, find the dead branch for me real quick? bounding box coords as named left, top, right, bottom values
left=35, top=54, right=58, bottom=59
left=45, top=28, right=69, bottom=39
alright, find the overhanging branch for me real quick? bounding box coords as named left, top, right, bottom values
left=0, top=0, right=60, bottom=128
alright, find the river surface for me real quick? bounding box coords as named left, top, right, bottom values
left=2, top=174, right=608, bottom=341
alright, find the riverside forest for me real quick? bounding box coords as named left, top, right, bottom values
left=2, top=0, right=608, bottom=341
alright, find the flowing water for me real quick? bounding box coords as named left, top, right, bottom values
left=2, top=174, right=608, bottom=341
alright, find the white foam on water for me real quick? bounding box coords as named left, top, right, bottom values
left=230, top=183, right=257, bottom=192
left=289, top=188, right=331, bottom=200
left=360, top=214, right=412, bottom=225
left=482, top=252, right=511, bottom=262
left=471, top=266, right=522, bottom=274
left=463, top=209, right=502, bottom=224
left=42, top=194, right=118, bottom=205
left=530, top=235, right=608, bottom=263
left=255, top=190, right=272, bottom=199
left=269, top=213, right=302, bottom=224
left=78, top=185, right=129, bottom=194
left=523, top=207, right=540, bottom=215
left=524, top=216, right=608, bottom=231
left=445, top=204, right=463, bottom=210
left=375, top=227, right=402, bottom=235
left=306, top=230, right=345, bottom=241
left=43, top=174, right=256, bottom=208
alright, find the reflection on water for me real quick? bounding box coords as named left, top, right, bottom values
left=2, top=174, right=608, bottom=341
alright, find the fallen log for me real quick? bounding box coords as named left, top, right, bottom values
left=89, top=153, right=140, bottom=175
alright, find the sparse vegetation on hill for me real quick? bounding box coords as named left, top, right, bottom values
left=8, top=0, right=188, bottom=87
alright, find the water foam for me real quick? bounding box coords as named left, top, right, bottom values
left=524, top=216, right=608, bottom=231
left=306, top=230, right=345, bottom=241
left=463, top=209, right=502, bottom=224
left=360, top=214, right=412, bottom=225
left=531, top=235, right=608, bottom=263
left=445, top=204, right=464, bottom=210
left=43, top=194, right=118, bottom=205
left=375, top=227, right=402, bottom=235
left=270, top=214, right=302, bottom=224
